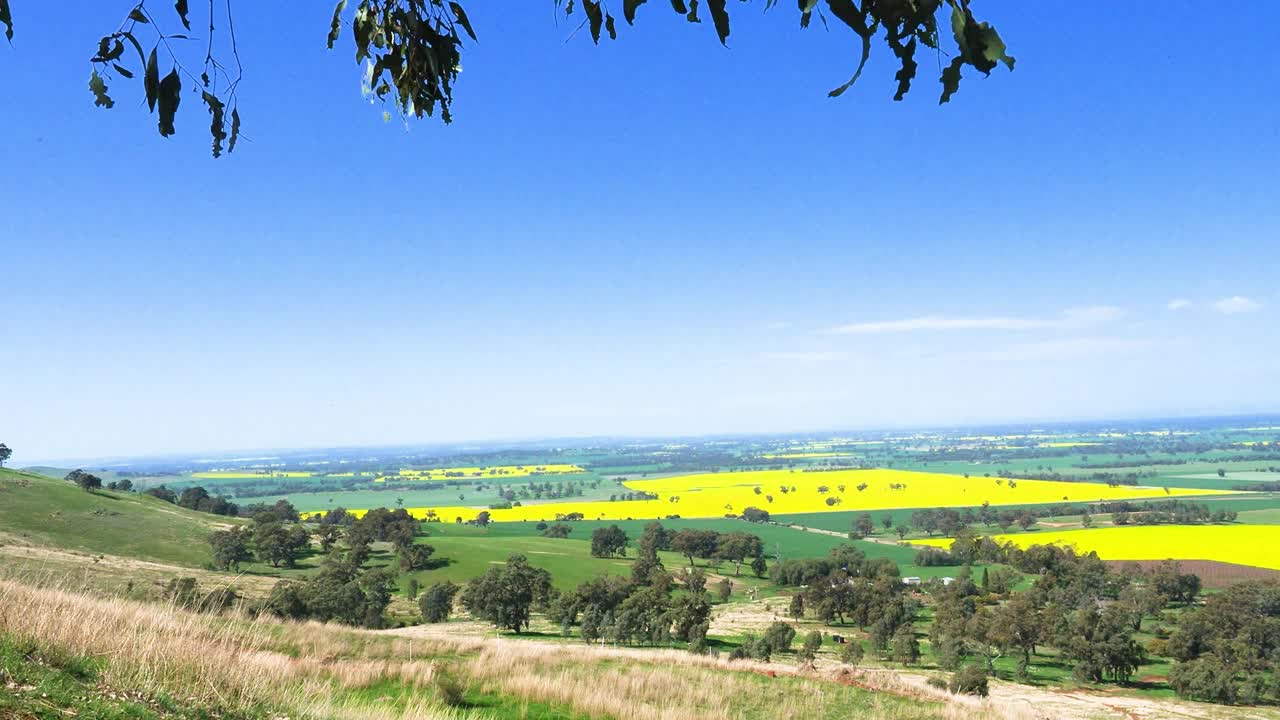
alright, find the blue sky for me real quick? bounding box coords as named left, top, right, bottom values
left=2, top=2, right=1277, bottom=464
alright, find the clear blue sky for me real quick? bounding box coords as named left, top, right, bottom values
left=2, top=2, right=1277, bottom=464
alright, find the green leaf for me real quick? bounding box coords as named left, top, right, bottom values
left=706, top=0, right=729, bottom=44
left=89, top=70, right=115, bottom=108
left=623, top=0, right=646, bottom=24
left=112, top=63, right=134, bottom=79
left=449, top=2, right=476, bottom=41
left=583, top=0, right=604, bottom=43
left=939, top=55, right=963, bottom=104
left=203, top=91, right=227, bottom=158
left=605, top=12, right=616, bottom=40
left=128, top=6, right=149, bottom=24
left=228, top=107, right=241, bottom=153
left=327, top=0, right=346, bottom=49
left=0, top=0, right=13, bottom=43
left=157, top=68, right=181, bottom=137
left=144, top=47, right=159, bottom=112
left=174, top=0, right=190, bottom=30
left=120, top=31, right=147, bottom=67
left=670, top=0, right=687, bottom=14
left=685, top=0, right=700, bottom=23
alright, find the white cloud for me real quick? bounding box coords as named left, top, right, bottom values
left=1212, top=296, right=1262, bottom=314
left=824, top=306, right=1120, bottom=335
left=1166, top=299, right=1192, bottom=311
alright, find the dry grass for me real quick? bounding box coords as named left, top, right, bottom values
left=0, top=572, right=1161, bottom=720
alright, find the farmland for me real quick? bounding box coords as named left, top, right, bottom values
left=324, top=467, right=1231, bottom=523
left=912, top=525, right=1280, bottom=570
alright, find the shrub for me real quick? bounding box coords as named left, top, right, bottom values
left=949, top=663, right=989, bottom=697
left=433, top=666, right=467, bottom=707
left=839, top=640, right=864, bottom=665
left=763, top=622, right=797, bottom=654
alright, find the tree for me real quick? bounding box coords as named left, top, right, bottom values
left=896, top=524, right=909, bottom=540
left=637, top=522, right=672, bottom=557
left=399, top=542, right=436, bottom=571
left=541, top=523, right=572, bottom=538
left=209, top=526, right=253, bottom=571
left=315, top=523, right=343, bottom=552
left=474, top=510, right=491, bottom=527
left=788, top=593, right=805, bottom=620
left=892, top=624, right=920, bottom=665
left=0, top=443, right=12, bottom=467
left=741, top=506, right=770, bottom=523
left=65, top=469, right=102, bottom=492
left=419, top=581, right=461, bottom=623
left=671, top=529, right=719, bottom=567
left=854, top=513, right=876, bottom=538
left=798, top=631, right=823, bottom=665
left=253, top=521, right=310, bottom=568
left=461, top=554, right=553, bottom=632
left=590, top=525, right=629, bottom=558
left=840, top=639, right=864, bottom=665
left=0, top=2, right=1011, bottom=158
left=763, top=622, right=797, bottom=654
left=716, top=578, right=732, bottom=603
left=716, top=532, right=764, bottom=576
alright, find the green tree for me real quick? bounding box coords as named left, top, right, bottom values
left=65, top=469, right=103, bottom=492
left=0, top=443, right=12, bottom=467
left=3, top=1, right=1011, bottom=157
left=209, top=526, right=253, bottom=571
left=839, top=639, right=864, bottom=665
left=763, top=621, right=797, bottom=654
left=398, top=542, right=436, bottom=571
left=788, top=593, right=805, bottom=620
left=716, top=578, right=732, bottom=603
left=716, top=532, right=763, bottom=576
left=854, top=513, right=876, bottom=538
left=590, top=525, right=629, bottom=558
left=798, top=631, right=823, bottom=665
left=461, top=554, right=553, bottom=632
left=670, top=529, right=719, bottom=567
left=253, top=521, right=310, bottom=568
left=419, top=581, right=461, bottom=623
left=892, top=624, right=920, bottom=665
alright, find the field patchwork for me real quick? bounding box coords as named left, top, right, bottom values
left=315, top=468, right=1233, bottom=523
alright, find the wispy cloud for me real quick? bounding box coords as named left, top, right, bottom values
left=1166, top=299, right=1192, bottom=311
left=758, top=350, right=844, bottom=362
left=1212, top=296, right=1263, bottom=314
left=824, top=306, right=1120, bottom=335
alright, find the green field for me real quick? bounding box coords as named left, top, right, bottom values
left=0, top=468, right=241, bottom=568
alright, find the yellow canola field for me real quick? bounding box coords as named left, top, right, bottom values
left=356, top=468, right=1228, bottom=523
left=386, top=464, right=586, bottom=481
left=912, top=525, right=1280, bottom=571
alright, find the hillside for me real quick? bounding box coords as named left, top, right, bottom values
left=0, top=467, right=238, bottom=568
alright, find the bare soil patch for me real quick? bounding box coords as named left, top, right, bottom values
left=1107, top=559, right=1280, bottom=588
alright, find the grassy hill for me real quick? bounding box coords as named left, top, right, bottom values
left=0, top=467, right=238, bottom=568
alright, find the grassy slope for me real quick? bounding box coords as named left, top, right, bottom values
left=0, top=468, right=236, bottom=568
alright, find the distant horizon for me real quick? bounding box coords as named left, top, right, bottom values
left=15, top=409, right=1279, bottom=469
